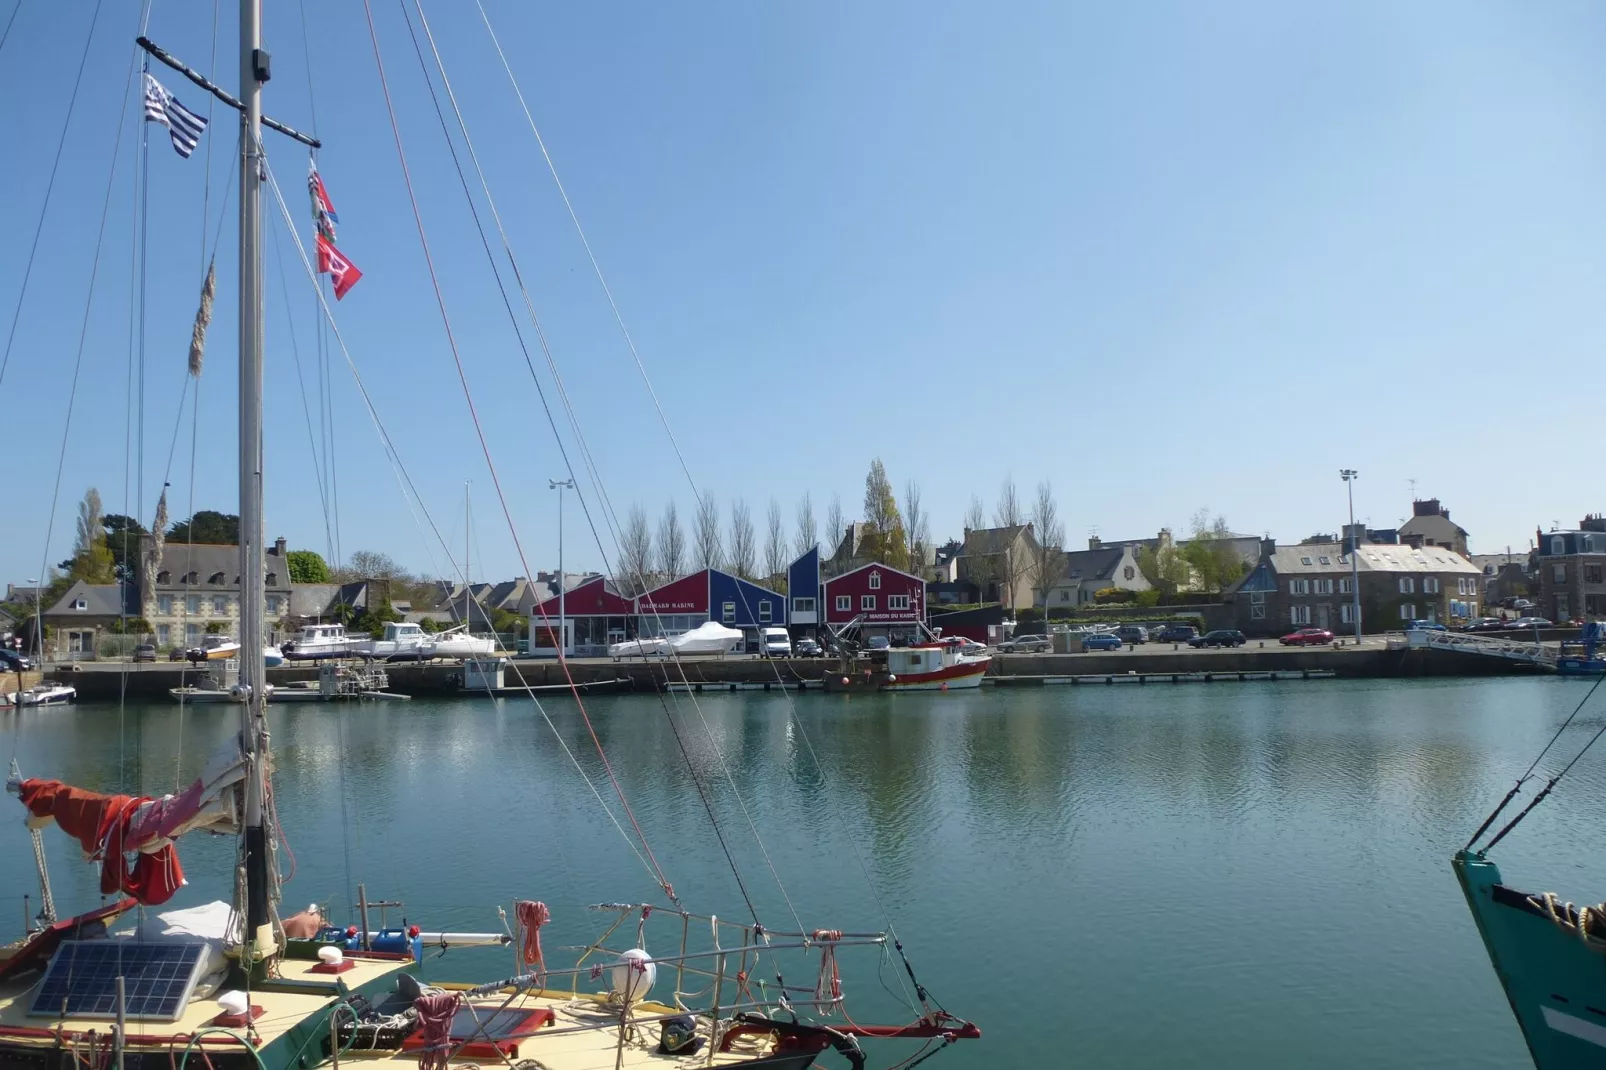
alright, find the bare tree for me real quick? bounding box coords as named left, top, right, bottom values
left=619, top=505, right=654, bottom=595
left=694, top=494, right=722, bottom=571
left=764, top=499, right=789, bottom=585
left=825, top=494, right=845, bottom=559
left=903, top=479, right=929, bottom=576
left=964, top=495, right=985, bottom=535
left=728, top=497, right=757, bottom=580
left=960, top=495, right=994, bottom=603
left=993, top=475, right=1023, bottom=528
left=987, top=476, right=1030, bottom=610
left=1030, top=480, right=1066, bottom=617
left=656, top=501, right=686, bottom=580
left=794, top=492, right=817, bottom=558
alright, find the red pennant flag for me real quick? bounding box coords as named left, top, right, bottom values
left=316, top=233, right=362, bottom=300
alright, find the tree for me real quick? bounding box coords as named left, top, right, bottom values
left=1181, top=509, right=1251, bottom=595
left=166, top=510, right=239, bottom=544
left=1137, top=542, right=1189, bottom=602
left=794, top=492, right=817, bottom=558
left=619, top=505, right=655, bottom=595
left=861, top=459, right=908, bottom=570
left=728, top=497, right=757, bottom=580
left=63, top=489, right=115, bottom=584
left=102, top=514, right=147, bottom=582
left=903, top=480, right=929, bottom=575
left=340, top=550, right=409, bottom=581
left=694, top=494, right=722, bottom=571
left=991, top=476, right=1027, bottom=609
left=764, top=499, right=788, bottom=585
left=825, top=494, right=845, bottom=558
left=962, top=495, right=995, bottom=601
left=286, top=549, right=331, bottom=584
left=1030, top=481, right=1065, bottom=613
left=656, top=501, right=686, bottom=580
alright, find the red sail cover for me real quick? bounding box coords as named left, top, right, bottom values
left=18, top=780, right=185, bottom=905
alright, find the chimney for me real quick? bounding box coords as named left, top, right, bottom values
left=1259, top=537, right=1276, bottom=559
left=1088, top=536, right=1102, bottom=550
left=1412, top=498, right=1442, bottom=518
left=1157, top=528, right=1173, bottom=551
left=273, top=536, right=287, bottom=557
left=1582, top=514, right=1606, bottom=533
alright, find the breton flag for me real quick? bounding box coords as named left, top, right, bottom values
left=142, top=73, right=208, bottom=159
left=308, top=160, right=338, bottom=243
left=316, top=233, right=362, bottom=300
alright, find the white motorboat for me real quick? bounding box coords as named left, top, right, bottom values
left=349, top=621, right=432, bottom=661
left=187, top=635, right=241, bottom=662
left=262, top=645, right=284, bottom=667
left=608, top=636, right=670, bottom=659
left=2, top=684, right=76, bottom=708
left=280, top=622, right=351, bottom=661
left=426, top=624, right=496, bottom=660
left=670, top=621, right=744, bottom=655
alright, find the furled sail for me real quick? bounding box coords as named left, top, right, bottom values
left=7, top=735, right=247, bottom=905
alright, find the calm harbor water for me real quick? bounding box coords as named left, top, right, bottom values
left=5, top=677, right=1605, bottom=1068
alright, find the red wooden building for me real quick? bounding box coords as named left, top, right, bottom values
left=528, top=576, right=634, bottom=656
left=821, top=562, right=926, bottom=638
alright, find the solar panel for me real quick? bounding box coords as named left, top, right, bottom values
left=28, top=940, right=207, bottom=1022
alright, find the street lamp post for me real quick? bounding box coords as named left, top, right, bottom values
left=27, top=578, right=42, bottom=663
left=549, top=479, right=575, bottom=656
left=1340, top=470, right=1362, bottom=644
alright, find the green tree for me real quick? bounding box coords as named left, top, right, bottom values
left=862, top=459, right=908, bottom=571
left=101, top=514, right=147, bottom=582
left=167, top=510, right=239, bottom=544
left=1137, top=543, right=1189, bottom=602
left=417, top=616, right=442, bottom=634
left=1181, top=510, right=1251, bottom=595
left=63, top=489, right=116, bottom=584
left=286, top=549, right=331, bottom=584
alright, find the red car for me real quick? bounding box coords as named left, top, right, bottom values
left=1280, top=627, right=1335, bottom=646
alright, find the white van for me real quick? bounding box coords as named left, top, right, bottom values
left=760, top=627, right=792, bottom=658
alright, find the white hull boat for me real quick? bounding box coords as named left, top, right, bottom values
left=350, top=622, right=432, bottom=661
left=609, top=636, right=670, bottom=659
left=263, top=645, right=284, bottom=667
left=427, top=625, right=496, bottom=659
left=670, top=621, right=744, bottom=655
left=2, top=685, right=76, bottom=707
left=281, top=622, right=352, bottom=660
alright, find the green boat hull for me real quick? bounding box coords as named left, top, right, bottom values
left=1455, top=850, right=1606, bottom=1069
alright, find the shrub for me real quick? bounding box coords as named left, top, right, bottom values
left=1093, top=587, right=1137, bottom=604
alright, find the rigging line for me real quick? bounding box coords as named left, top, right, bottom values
left=401, top=0, right=784, bottom=929
left=472, top=0, right=700, bottom=501
left=33, top=32, right=139, bottom=691
left=1467, top=670, right=1606, bottom=850
left=1479, top=672, right=1606, bottom=853
left=198, top=0, right=218, bottom=275
left=0, top=0, right=18, bottom=55
left=0, top=0, right=107, bottom=394
left=268, top=214, right=337, bottom=554
left=361, top=0, right=680, bottom=902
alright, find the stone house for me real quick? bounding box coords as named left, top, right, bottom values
left=1535, top=516, right=1606, bottom=621
left=1399, top=499, right=1470, bottom=555
left=1225, top=538, right=1483, bottom=636
left=42, top=581, right=137, bottom=658
left=956, top=524, right=1041, bottom=611
left=1469, top=552, right=1533, bottom=605
left=139, top=534, right=295, bottom=649
left=1040, top=539, right=1149, bottom=607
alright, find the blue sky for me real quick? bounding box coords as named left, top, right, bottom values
left=2, top=0, right=1602, bottom=585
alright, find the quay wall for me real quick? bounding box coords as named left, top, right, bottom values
left=49, top=645, right=1540, bottom=701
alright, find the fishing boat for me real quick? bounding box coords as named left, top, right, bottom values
left=1, top=684, right=77, bottom=708
left=0, top=5, right=978, bottom=1066
left=1555, top=622, right=1605, bottom=677
left=279, top=622, right=351, bottom=661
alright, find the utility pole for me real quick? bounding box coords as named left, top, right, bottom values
left=1341, top=470, right=1362, bottom=644
left=549, top=479, right=574, bottom=656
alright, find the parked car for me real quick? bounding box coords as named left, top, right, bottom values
left=794, top=638, right=823, bottom=658
left=1154, top=625, right=1198, bottom=644
left=1081, top=632, right=1123, bottom=651
left=1114, top=625, right=1149, bottom=645
left=1279, top=627, right=1335, bottom=646
left=998, top=634, right=1052, bottom=653
left=1462, top=617, right=1505, bottom=632
left=1505, top=616, right=1553, bottom=630
left=1189, top=629, right=1246, bottom=648
left=867, top=635, right=891, bottom=651
left=958, top=638, right=989, bottom=656
left=1405, top=620, right=1448, bottom=632
left=0, top=648, right=34, bottom=672
left=132, top=643, right=157, bottom=663
left=169, top=648, right=187, bottom=662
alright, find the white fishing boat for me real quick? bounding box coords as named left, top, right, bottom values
left=1, top=684, right=77, bottom=708
left=349, top=621, right=432, bottom=660
left=280, top=622, right=351, bottom=661
left=425, top=623, right=496, bottom=660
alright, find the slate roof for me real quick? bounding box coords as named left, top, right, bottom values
left=45, top=581, right=138, bottom=618
left=1055, top=546, right=1124, bottom=584
left=1259, top=542, right=1479, bottom=577
left=959, top=524, right=1033, bottom=557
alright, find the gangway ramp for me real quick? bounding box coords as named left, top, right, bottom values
left=1405, top=628, right=1556, bottom=670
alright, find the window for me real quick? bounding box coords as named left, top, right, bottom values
left=267, top=595, right=284, bottom=615
left=156, top=624, right=170, bottom=645
left=758, top=601, right=772, bottom=623
left=1123, top=566, right=1135, bottom=580
left=1340, top=603, right=1356, bottom=624
left=1251, top=603, right=1266, bottom=620
left=1059, top=590, right=1070, bottom=602
left=208, top=571, right=225, bottom=585
left=861, top=595, right=876, bottom=611
left=722, top=601, right=736, bottom=624
left=1552, top=536, right=1566, bottom=556
left=888, top=594, right=911, bottom=611
left=186, top=596, right=200, bottom=614
left=1318, top=556, right=1330, bottom=565
left=157, top=595, right=173, bottom=615
left=1300, top=557, right=1313, bottom=566
left=213, top=596, right=229, bottom=614
left=71, top=598, right=87, bottom=611
left=868, top=572, right=881, bottom=590
left=1290, top=606, right=1311, bottom=625
left=1586, top=564, right=1604, bottom=585
left=1399, top=603, right=1416, bottom=620
left=793, top=597, right=815, bottom=613
left=157, top=570, right=170, bottom=584
left=185, top=623, right=201, bottom=644
left=1554, top=564, right=1566, bottom=583
left=265, top=572, right=277, bottom=586
left=1424, top=577, right=1440, bottom=594
left=1314, top=578, right=1334, bottom=595
left=1398, top=577, right=1414, bottom=594
left=1339, top=577, right=1352, bottom=594
left=1587, top=594, right=1606, bottom=616
left=1289, top=579, right=1309, bottom=595
left=835, top=595, right=851, bottom=612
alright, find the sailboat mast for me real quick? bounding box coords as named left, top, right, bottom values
left=237, top=0, right=273, bottom=958
left=464, top=481, right=470, bottom=633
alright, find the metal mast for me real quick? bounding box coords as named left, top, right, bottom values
left=238, top=0, right=273, bottom=961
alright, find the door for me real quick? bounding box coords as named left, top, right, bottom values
left=1316, top=604, right=1330, bottom=629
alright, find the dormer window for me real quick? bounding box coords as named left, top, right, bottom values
left=209, top=571, right=225, bottom=585
left=157, top=570, right=170, bottom=584
left=72, top=598, right=87, bottom=611
left=1552, top=536, right=1565, bottom=556
left=183, top=571, right=198, bottom=584
left=265, top=573, right=277, bottom=586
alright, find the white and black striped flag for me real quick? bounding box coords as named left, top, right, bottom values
left=142, top=73, right=208, bottom=158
